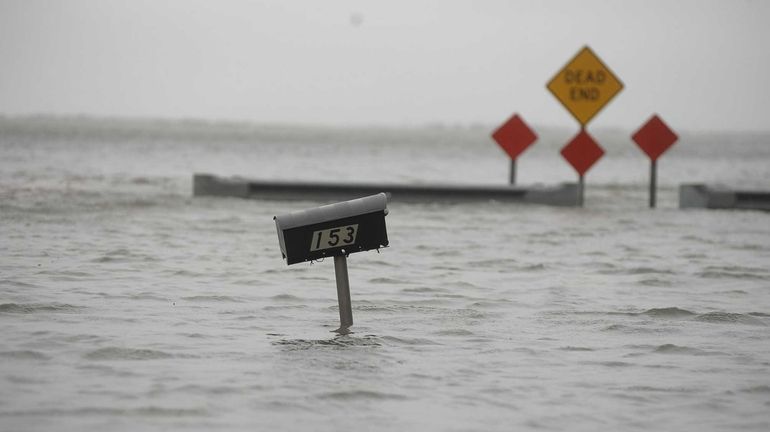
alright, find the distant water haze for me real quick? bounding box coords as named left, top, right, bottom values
left=1, top=0, right=769, bottom=131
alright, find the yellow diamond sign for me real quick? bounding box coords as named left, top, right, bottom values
left=547, top=46, right=623, bottom=126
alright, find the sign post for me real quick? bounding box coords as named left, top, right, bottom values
left=547, top=46, right=623, bottom=205
left=650, top=160, right=657, bottom=208
left=491, top=114, right=537, bottom=185
left=334, top=254, right=353, bottom=330
left=632, top=114, right=678, bottom=208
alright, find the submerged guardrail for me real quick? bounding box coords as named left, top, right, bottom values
left=680, top=184, right=770, bottom=211
left=193, top=174, right=580, bottom=206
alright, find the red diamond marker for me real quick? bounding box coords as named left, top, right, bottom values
left=561, top=129, right=604, bottom=176
left=632, top=114, right=678, bottom=161
left=491, top=114, right=537, bottom=160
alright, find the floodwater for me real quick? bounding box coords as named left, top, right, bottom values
left=1, top=117, right=769, bottom=431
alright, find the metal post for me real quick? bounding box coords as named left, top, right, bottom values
left=649, top=160, right=657, bottom=208
left=577, top=175, right=585, bottom=207
left=333, top=254, right=353, bottom=331
left=509, top=159, right=516, bottom=185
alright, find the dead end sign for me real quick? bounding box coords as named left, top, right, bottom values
left=547, top=46, right=624, bottom=126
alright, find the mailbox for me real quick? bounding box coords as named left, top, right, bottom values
left=274, top=193, right=389, bottom=265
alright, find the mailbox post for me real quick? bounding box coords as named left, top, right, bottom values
left=334, top=254, right=353, bottom=328
left=274, top=193, right=389, bottom=332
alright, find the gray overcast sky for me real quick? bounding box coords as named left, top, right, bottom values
left=1, top=0, right=768, bottom=131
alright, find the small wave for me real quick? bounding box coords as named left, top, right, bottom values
left=694, top=312, right=766, bottom=326
left=586, top=361, right=633, bottom=368
left=653, top=344, right=716, bottom=356
left=355, top=303, right=436, bottom=313
left=170, top=269, right=205, bottom=277
left=0, top=279, right=39, bottom=289
left=401, top=286, right=447, bottom=293
left=380, top=336, right=441, bottom=346
left=181, top=333, right=208, bottom=339
left=317, top=389, right=408, bottom=401
left=697, top=265, right=769, bottom=280
left=84, top=347, right=175, bottom=360
left=627, top=267, right=676, bottom=275
left=0, top=350, right=50, bottom=361
left=355, top=304, right=399, bottom=312
left=454, top=308, right=488, bottom=320
left=127, top=293, right=167, bottom=301
left=627, top=385, right=698, bottom=393
left=698, top=271, right=768, bottom=280
left=603, top=324, right=631, bottom=332
left=362, top=259, right=396, bottom=267
left=446, top=280, right=482, bottom=290
left=273, top=336, right=381, bottom=351
left=232, top=279, right=262, bottom=286
left=270, top=294, right=303, bottom=302
left=1, top=406, right=208, bottom=417
left=174, top=384, right=250, bottom=395
left=642, top=307, right=696, bottom=318
left=430, top=265, right=463, bottom=271
left=468, top=300, right=512, bottom=309
left=368, top=277, right=406, bottom=284
left=91, top=248, right=157, bottom=263
left=262, top=304, right=307, bottom=311
left=741, top=385, right=770, bottom=394
left=637, top=278, right=673, bottom=287
left=432, top=250, right=462, bottom=257
left=432, top=329, right=475, bottom=337
left=466, top=258, right=515, bottom=268
left=560, top=346, right=594, bottom=352
left=0, top=302, right=82, bottom=314
left=181, top=295, right=243, bottom=303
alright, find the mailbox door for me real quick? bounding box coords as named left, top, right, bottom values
left=283, top=211, right=388, bottom=265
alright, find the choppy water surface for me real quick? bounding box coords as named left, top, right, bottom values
left=1, top=118, right=769, bottom=431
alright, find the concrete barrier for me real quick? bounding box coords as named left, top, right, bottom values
left=193, top=174, right=580, bottom=206
left=679, top=184, right=770, bottom=211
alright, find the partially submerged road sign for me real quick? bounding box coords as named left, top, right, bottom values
left=561, top=129, right=604, bottom=177
left=633, top=114, right=678, bottom=161
left=561, top=129, right=604, bottom=207
left=547, top=46, right=623, bottom=126
left=491, top=113, right=538, bottom=185
left=492, top=114, right=538, bottom=161
left=633, top=114, right=679, bottom=208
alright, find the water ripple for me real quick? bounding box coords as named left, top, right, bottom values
left=1, top=406, right=208, bottom=417
left=697, top=265, right=769, bottom=280
left=84, top=347, right=177, bottom=360
left=316, top=389, right=408, bottom=401
left=0, top=302, right=83, bottom=314
left=273, top=336, right=382, bottom=351
left=642, top=307, right=696, bottom=318
left=694, top=312, right=766, bottom=326
left=0, top=350, right=51, bottom=361
left=181, top=295, right=244, bottom=303
left=653, top=344, right=722, bottom=356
